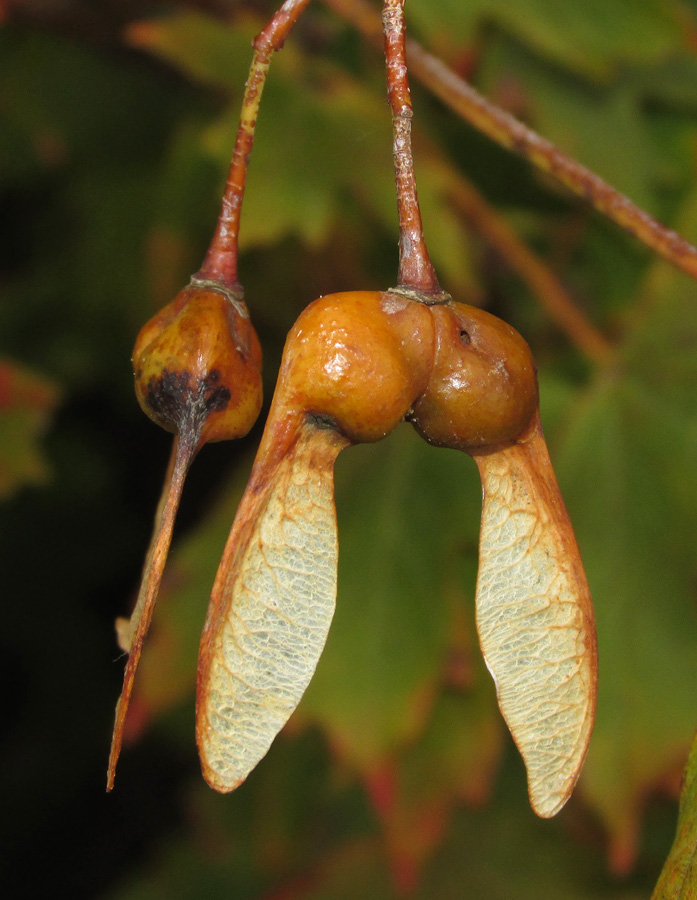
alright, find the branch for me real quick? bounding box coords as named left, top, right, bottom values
left=323, top=0, right=697, bottom=282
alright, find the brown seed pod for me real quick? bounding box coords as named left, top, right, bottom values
left=133, top=283, right=263, bottom=453
left=270, top=290, right=435, bottom=443
left=408, top=302, right=538, bottom=452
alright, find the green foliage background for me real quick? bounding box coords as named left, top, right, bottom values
left=3, top=0, right=697, bottom=896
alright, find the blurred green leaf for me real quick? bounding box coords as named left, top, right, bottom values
left=652, top=730, right=697, bottom=899
left=125, top=11, right=255, bottom=90
left=478, top=38, right=659, bottom=214
left=365, top=685, right=504, bottom=889
left=253, top=751, right=648, bottom=900
left=553, top=199, right=697, bottom=868
left=0, top=26, right=183, bottom=183
left=298, top=426, right=482, bottom=768
left=628, top=54, right=697, bottom=108
left=419, top=765, right=647, bottom=900
left=409, top=0, right=685, bottom=80
left=0, top=358, right=60, bottom=498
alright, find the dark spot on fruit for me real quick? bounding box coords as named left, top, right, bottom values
left=201, top=370, right=231, bottom=414
left=459, top=329, right=471, bottom=345
left=146, top=370, right=192, bottom=430
left=146, top=368, right=231, bottom=435
left=307, top=411, right=338, bottom=431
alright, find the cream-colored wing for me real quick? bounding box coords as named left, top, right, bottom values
left=474, top=414, right=597, bottom=817
left=196, top=422, right=347, bottom=792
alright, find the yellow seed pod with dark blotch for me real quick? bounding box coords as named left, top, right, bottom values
left=133, top=283, right=262, bottom=453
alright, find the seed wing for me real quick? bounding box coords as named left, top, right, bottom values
left=474, top=416, right=597, bottom=817
left=196, top=424, right=345, bottom=792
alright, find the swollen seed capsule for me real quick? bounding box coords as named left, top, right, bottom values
left=408, top=303, right=538, bottom=452
left=273, top=290, right=435, bottom=444
left=133, top=284, right=262, bottom=452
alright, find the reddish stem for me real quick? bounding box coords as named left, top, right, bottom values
left=194, top=0, right=313, bottom=292
left=382, top=0, right=441, bottom=295
left=107, top=435, right=192, bottom=790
